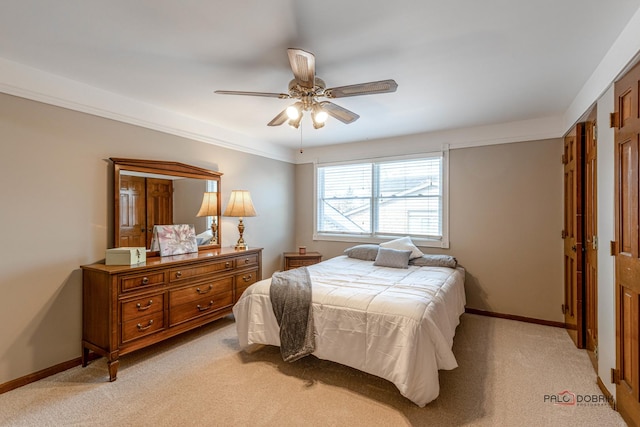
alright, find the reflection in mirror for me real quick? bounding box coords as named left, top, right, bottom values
left=112, top=158, right=222, bottom=252
left=195, top=190, right=219, bottom=245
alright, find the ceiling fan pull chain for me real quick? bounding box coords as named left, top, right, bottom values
left=299, top=124, right=304, bottom=154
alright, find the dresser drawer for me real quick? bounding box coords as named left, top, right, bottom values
left=283, top=252, right=322, bottom=271
left=168, top=260, right=234, bottom=282
left=121, top=293, right=165, bottom=322
left=288, top=258, right=320, bottom=268
left=235, top=268, right=259, bottom=300
left=120, top=271, right=165, bottom=292
left=169, top=291, right=233, bottom=326
left=121, top=311, right=165, bottom=343
left=234, top=253, right=259, bottom=268
left=169, top=277, right=233, bottom=307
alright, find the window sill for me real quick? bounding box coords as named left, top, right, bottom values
left=313, top=233, right=449, bottom=249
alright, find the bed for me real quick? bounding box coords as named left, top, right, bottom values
left=232, top=253, right=466, bottom=407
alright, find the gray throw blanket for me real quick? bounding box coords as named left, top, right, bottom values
left=269, top=267, right=315, bottom=362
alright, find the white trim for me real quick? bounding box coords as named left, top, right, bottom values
left=0, top=57, right=296, bottom=164
left=296, top=116, right=564, bottom=165
left=440, top=144, right=450, bottom=249
left=312, top=233, right=448, bottom=249
left=316, top=151, right=443, bottom=167
left=312, top=158, right=319, bottom=239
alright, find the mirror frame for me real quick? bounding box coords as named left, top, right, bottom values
left=112, top=157, right=223, bottom=254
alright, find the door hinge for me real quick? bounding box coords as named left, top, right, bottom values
left=610, top=241, right=617, bottom=256
left=610, top=112, right=619, bottom=128
left=561, top=304, right=567, bottom=314
left=561, top=154, right=567, bottom=164
left=593, top=235, right=598, bottom=250
left=561, top=230, right=567, bottom=239
left=612, top=368, right=620, bottom=385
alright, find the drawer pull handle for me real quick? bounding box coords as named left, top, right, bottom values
left=136, top=320, right=154, bottom=331
left=197, top=301, right=214, bottom=312
left=243, top=274, right=253, bottom=282
left=196, top=285, right=213, bottom=294
left=136, top=300, right=153, bottom=311
left=225, top=262, right=231, bottom=268
left=175, top=271, right=182, bottom=278
left=244, top=258, right=250, bottom=264
left=141, top=277, right=149, bottom=285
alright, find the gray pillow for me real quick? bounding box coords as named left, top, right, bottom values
left=344, top=244, right=379, bottom=261
left=409, top=254, right=458, bottom=268
left=373, top=247, right=412, bottom=269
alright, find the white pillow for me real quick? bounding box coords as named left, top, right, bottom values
left=380, top=236, right=424, bottom=259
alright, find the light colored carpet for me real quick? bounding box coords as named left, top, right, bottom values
left=0, top=314, right=625, bottom=426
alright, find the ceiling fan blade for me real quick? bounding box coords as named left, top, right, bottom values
left=215, top=90, right=290, bottom=99
left=287, top=48, right=315, bottom=89
left=319, top=101, right=360, bottom=124
left=324, top=79, right=398, bottom=98
left=267, top=109, right=289, bottom=126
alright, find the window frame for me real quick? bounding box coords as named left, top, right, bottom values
left=313, top=149, right=449, bottom=248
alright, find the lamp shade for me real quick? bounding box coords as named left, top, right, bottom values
left=223, top=190, right=257, bottom=217
left=196, top=192, right=218, bottom=217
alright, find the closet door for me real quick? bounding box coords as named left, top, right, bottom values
left=145, top=178, right=173, bottom=248
left=615, top=60, right=640, bottom=426
left=118, top=175, right=146, bottom=247
left=584, top=114, right=598, bottom=363
left=563, top=124, right=584, bottom=348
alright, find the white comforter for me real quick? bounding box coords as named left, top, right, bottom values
left=232, top=255, right=466, bottom=406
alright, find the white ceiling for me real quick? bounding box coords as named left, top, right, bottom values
left=2, top=0, right=640, bottom=161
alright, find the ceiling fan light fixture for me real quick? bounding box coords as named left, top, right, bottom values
left=312, top=120, right=325, bottom=129
left=286, top=103, right=302, bottom=120
left=288, top=114, right=302, bottom=129
left=312, top=104, right=328, bottom=124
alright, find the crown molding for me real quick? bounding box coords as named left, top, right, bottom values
left=0, top=58, right=295, bottom=164
left=295, top=115, right=564, bottom=164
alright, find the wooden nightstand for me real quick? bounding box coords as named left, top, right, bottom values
left=283, top=252, right=322, bottom=271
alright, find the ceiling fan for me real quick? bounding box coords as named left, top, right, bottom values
left=215, top=48, right=398, bottom=129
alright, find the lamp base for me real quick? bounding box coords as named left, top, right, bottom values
left=210, top=222, right=218, bottom=245
left=234, top=218, right=248, bottom=250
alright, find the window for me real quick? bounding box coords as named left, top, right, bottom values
left=314, top=152, right=449, bottom=248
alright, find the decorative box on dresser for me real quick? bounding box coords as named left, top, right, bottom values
left=81, top=247, right=262, bottom=381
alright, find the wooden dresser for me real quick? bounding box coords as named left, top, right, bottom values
left=81, top=247, right=262, bottom=381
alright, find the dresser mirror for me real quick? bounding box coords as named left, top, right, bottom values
left=112, top=158, right=223, bottom=253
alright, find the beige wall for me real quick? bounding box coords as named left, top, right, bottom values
left=0, top=89, right=565, bottom=386
left=0, top=93, right=295, bottom=385
left=295, top=138, right=564, bottom=322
